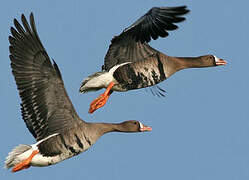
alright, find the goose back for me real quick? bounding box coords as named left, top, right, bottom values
left=37, top=121, right=94, bottom=157
left=113, top=53, right=169, bottom=91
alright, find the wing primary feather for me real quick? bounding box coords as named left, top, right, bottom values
left=103, top=6, right=189, bottom=70
left=9, top=13, right=81, bottom=141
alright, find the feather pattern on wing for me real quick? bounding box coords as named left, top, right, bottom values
left=103, top=6, right=189, bottom=71
left=9, top=13, right=81, bottom=142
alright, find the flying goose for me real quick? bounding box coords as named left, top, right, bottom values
left=5, top=13, right=152, bottom=173
left=79, top=6, right=227, bottom=113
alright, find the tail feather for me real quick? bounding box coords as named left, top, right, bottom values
left=79, top=72, right=106, bottom=93
left=4, top=144, right=31, bottom=169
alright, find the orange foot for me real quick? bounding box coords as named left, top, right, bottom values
left=89, top=82, right=114, bottom=113
left=12, top=150, right=39, bottom=173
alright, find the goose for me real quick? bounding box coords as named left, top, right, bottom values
left=79, top=6, right=227, bottom=113
left=5, top=13, right=152, bottom=173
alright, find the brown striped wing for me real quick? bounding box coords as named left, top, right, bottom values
left=103, top=6, right=189, bottom=71
left=9, top=13, right=81, bottom=142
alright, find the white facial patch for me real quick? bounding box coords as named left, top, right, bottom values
left=213, top=55, right=219, bottom=63
left=139, top=122, right=144, bottom=129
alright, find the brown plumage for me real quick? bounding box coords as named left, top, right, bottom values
left=79, top=6, right=226, bottom=113
left=5, top=13, right=151, bottom=172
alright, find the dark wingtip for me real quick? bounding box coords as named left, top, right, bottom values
left=30, top=12, right=34, bottom=22
left=9, top=45, right=14, bottom=54
left=136, top=5, right=190, bottom=43
left=13, top=18, right=19, bottom=27
left=10, top=27, right=15, bottom=35
left=161, top=5, right=190, bottom=16
left=8, top=35, right=12, bottom=42
left=9, top=54, right=15, bottom=62
left=21, top=14, right=25, bottom=21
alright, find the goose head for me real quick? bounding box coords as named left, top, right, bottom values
left=119, top=120, right=152, bottom=132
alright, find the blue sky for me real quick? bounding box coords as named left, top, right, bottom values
left=1, top=0, right=249, bottom=179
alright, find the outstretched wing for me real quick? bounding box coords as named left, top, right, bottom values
left=103, top=6, right=189, bottom=71
left=9, top=13, right=81, bottom=141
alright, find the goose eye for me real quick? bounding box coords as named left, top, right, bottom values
left=134, top=122, right=137, bottom=125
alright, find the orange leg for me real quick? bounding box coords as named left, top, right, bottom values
left=89, top=82, right=115, bottom=113
left=12, top=150, right=39, bottom=173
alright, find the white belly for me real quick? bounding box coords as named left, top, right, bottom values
left=31, top=153, right=65, bottom=167
left=16, top=147, right=67, bottom=167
